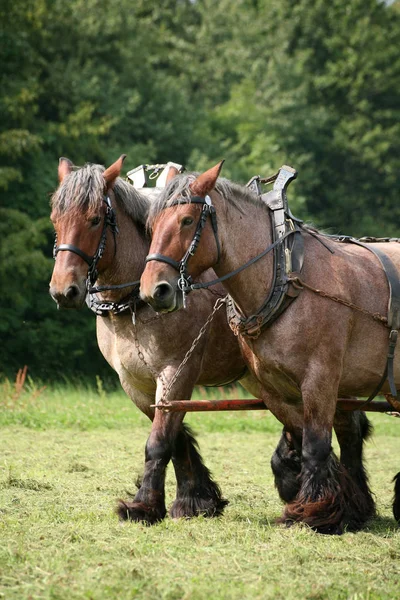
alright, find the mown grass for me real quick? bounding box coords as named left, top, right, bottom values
left=1, top=380, right=400, bottom=599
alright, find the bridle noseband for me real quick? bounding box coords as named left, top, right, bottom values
left=145, top=195, right=221, bottom=307
left=53, top=194, right=119, bottom=288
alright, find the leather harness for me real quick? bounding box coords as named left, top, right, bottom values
left=144, top=165, right=399, bottom=404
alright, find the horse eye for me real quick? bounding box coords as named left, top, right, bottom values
left=90, top=216, right=101, bottom=226
left=182, top=216, right=194, bottom=227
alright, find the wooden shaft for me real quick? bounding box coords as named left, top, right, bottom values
left=153, top=398, right=396, bottom=413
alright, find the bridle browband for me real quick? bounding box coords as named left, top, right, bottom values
left=145, top=192, right=296, bottom=307
left=53, top=194, right=119, bottom=288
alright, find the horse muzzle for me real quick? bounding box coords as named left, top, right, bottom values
left=140, top=280, right=183, bottom=313
left=49, top=282, right=87, bottom=309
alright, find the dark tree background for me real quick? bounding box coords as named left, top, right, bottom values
left=1, top=0, right=399, bottom=380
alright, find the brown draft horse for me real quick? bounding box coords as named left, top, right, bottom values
left=50, top=156, right=259, bottom=523
left=140, top=162, right=400, bottom=534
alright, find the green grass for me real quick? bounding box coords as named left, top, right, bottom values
left=1, top=382, right=400, bottom=599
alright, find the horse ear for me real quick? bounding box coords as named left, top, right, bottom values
left=190, top=160, right=225, bottom=197
left=165, top=166, right=180, bottom=185
left=103, top=154, right=127, bottom=188
left=58, top=157, right=73, bottom=183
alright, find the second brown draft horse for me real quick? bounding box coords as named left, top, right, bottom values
left=140, top=162, right=400, bottom=534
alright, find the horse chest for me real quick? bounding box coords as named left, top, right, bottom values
left=97, top=316, right=154, bottom=390
left=239, top=336, right=301, bottom=401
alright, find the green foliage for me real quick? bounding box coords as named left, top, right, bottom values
left=1, top=0, right=400, bottom=378
left=204, top=0, right=400, bottom=234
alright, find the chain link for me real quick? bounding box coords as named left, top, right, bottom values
left=159, top=297, right=227, bottom=405
left=289, top=276, right=388, bottom=326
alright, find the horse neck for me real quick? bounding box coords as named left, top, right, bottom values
left=96, top=197, right=149, bottom=302
left=213, top=193, right=274, bottom=317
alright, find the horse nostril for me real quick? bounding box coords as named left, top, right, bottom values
left=153, top=282, right=173, bottom=301
left=64, top=285, right=80, bottom=300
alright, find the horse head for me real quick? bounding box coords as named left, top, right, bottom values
left=140, top=161, right=224, bottom=312
left=49, top=155, right=125, bottom=308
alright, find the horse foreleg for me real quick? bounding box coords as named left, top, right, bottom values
left=117, top=405, right=173, bottom=524
left=117, top=377, right=185, bottom=524
left=170, top=422, right=228, bottom=518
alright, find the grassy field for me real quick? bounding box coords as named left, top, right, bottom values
left=1, top=379, right=400, bottom=600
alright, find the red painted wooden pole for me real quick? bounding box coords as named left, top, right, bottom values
left=152, top=398, right=397, bottom=414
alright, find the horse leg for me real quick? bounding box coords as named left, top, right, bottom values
left=282, top=376, right=372, bottom=534
left=393, top=474, right=400, bottom=523
left=271, top=407, right=375, bottom=518
left=117, top=376, right=188, bottom=524
left=271, top=429, right=302, bottom=503
left=170, top=422, right=228, bottom=518
left=334, top=409, right=376, bottom=527
left=117, top=403, right=186, bottom=524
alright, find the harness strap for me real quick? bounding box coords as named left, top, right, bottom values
left=190, top=230, right=297, bottom=291
left=55, top=244, right=93, bottom=265
left=335, top=237, right=400, bottom=400
left=352, top=329, right=398, bottom=409
left=348, top=239, right=400, bottom=330
left=145, top=254, right=181, bottom=270
left=89, top=279, right=140, bottom=294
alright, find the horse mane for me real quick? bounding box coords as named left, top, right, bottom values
left=148, top=172, right=264, bottom=227
left=51, top=163, right=150, bottom=226
left=146, top=170, right=337, bottom=241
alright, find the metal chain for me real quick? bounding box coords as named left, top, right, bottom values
left=289, top=276, right=388, bottom=326
left=158, top=296, right=227, bottom=406
left=131, top=296, right=227, bottom=409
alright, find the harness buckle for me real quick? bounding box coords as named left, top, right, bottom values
left=178, top=275, right=187, bottom=308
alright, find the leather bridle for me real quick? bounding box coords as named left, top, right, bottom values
left=146, top=195, right=221, bottom=307
left=53, top=194, right=119, bottom=288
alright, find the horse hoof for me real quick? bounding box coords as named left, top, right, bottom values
left=116, top=500, right=166, bottom=525
left=169, top=494, right=228, bottom=519
left=277, top=514, right=344, bottom=535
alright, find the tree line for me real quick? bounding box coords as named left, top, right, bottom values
left=1, top=0, right=400, bottom=380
